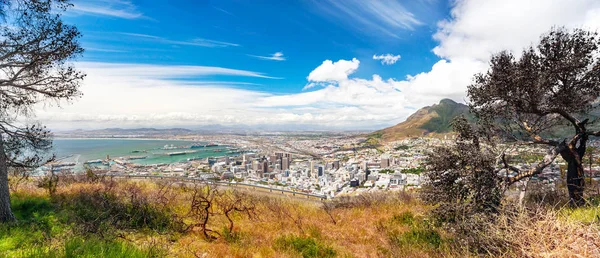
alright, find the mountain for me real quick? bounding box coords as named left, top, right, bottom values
left=372, top=99, right=470, bottom=142
left=55, top=128, right=195, bottom=138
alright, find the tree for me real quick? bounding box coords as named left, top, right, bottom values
left=468, top=28, right=600, bottom=206
left=0, top=0, right=84, bottom=222
left=422, top=117, right=502, bottom=222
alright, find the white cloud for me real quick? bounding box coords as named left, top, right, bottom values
left=313, top=0, right=423, bottom=38
left=373, top=54, right=401, bottom=65
left=120, top=33, right=240, bottom=48
left=36, top=0, right=600, bottom=130
left=306, top=58, right=360, bottom=83
left=77, top=62, right=281, bottom=79
left=433, top=0, right=600, bottom=61
left=248, top=52, right=286, bottom=61
left=36, top=60, right=412, bottom=130
left=71, top=0, right=143, bottom=19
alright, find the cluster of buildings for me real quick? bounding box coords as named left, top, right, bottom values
left=53, top=133, right=600, bottom=199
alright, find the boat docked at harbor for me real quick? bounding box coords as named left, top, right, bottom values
left=127, top=155, right=147, bottom=160
left=84, top=159, right=103, bottom=164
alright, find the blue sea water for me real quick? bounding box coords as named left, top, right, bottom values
left=52, top=138, right=233, bottom=167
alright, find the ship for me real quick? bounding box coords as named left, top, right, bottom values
left=167, top=150, right=197, bottom=156
left=84, top=159, right=103, bottom=164
left=127, top=156, right=147, bottom=160
left=52, top=162, right=76, bottom=167
left=163, top=144, right=178, bottom=150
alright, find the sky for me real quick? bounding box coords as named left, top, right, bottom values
left=35, top=0, right=600, bottom=131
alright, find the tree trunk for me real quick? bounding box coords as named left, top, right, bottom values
left=518, top=177, right=530, bottom=207
left=561, top=141, right=586, bottom=207
left=0, top=135, right=15, bottom=222
left=565, top=158, right=585, bottom=206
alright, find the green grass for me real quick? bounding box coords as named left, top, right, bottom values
left=560, top=205, right=600, bottom=224
left=64, top=237, right=160, bottom=258
left=274, top=235, right=336, bottom=258
left=391, top=211, right=416, bottom=226
left=0, top=194, right=162, bottom=258
left=389, top=228, right=442, bottom=249
left=382, top=211, right=444, bottom=252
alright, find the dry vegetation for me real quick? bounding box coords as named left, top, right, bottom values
left=1, top=174, right=599, bottom=257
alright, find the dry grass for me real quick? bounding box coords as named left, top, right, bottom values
left=5, top=177, right=600, bottom=257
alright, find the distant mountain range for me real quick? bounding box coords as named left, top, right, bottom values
left=55, top=126, right=365, bottom=138
left=371, top=99, right=470, bottom=142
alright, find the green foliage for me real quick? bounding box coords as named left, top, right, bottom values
left=222, top=227, right=242, bottom=244
left=365, top=132, right=383, bottom=146
left=378, top=211, right=444, bottom=256
left=56, top=189, right=177, bottom=235
left=391, top=211, right=415, bottom=226
left=1, top=194, right=160, bottom=258
left=394, top=145, right=410, bottom=151
left=420, top=99, right=471, bottom=133
left=37, top=175, right=59, bottom=195
left=401, top=167, right=424, bottom=175
left=274, top=235, right=336, bottom=258
left=379, top=169, right=395, bottom=174
left=560, top=205, right=600, bottom=224
left=64, top=237, right=162, bottom=258
left=389, top=228, right=442, bottom=249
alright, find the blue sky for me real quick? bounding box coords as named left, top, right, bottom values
left=67, top=0, right=449, bottom=93
left=37, top=0, right=600, bottom=130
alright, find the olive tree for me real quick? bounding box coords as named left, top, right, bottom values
left=467, top=28, right=600, bottom=206
left=0, top=0, right=84, bottom=222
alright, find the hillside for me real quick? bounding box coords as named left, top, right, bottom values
left=373, top=99, right=470, bottom=142
left=2, top=178, right=598, bottom=257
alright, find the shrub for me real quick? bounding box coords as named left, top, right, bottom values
left=53, top=182, right=179, bottom=235
left=274, top=235, right=336, bottom=258
left=389, top=228, right=442, bottom=249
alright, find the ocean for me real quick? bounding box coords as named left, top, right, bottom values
left=52, top=138, right=236, bottom=168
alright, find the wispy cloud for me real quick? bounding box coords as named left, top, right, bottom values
left=373, top=54, right=401, bottom=65
left=247, top=52, right=286, bottom=61
left=71, top=0, right=143, bottom=19
left=85, top=47, right=128, bottom=53
left=213, top=6, right=235, bottom=17
left=120, top=33, right=239, bottom=48
left=78, top=62, right=282, bottom=79
left=313, top=0, right=422, bottom=38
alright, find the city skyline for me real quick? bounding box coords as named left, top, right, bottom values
left=35, top=0, right=600, bottom=130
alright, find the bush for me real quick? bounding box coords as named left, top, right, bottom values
left=53, top=182, right=180, bottom=235
left=274, top=235, right=336, bottom=258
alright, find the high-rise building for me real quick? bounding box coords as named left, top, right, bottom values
left=282, top=157, right=289, bottom=170
left=262, top=159, right=269, bottom=176
left=332, top=160, right=340, bottom=170
left=381, top=158, right=390, bottom=168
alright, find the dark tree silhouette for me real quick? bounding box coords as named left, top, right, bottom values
left=468, top=28, right=600, bottom=206
left=0, top=0, right=84, bottom=222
